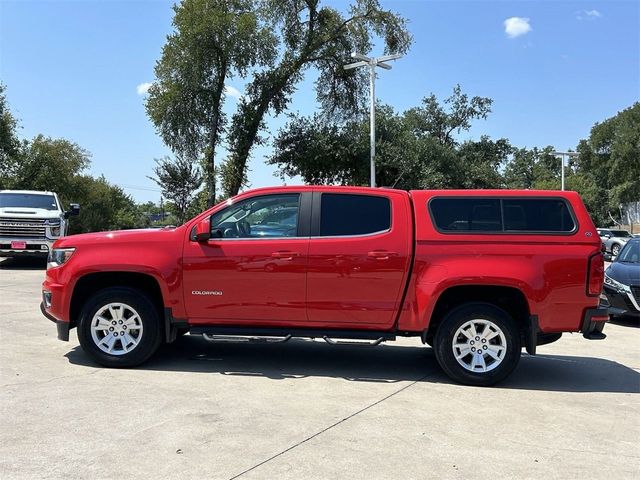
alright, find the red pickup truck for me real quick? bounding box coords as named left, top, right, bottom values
left=41, top=186, right=607, bottom=386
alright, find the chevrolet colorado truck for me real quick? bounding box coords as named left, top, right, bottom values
left=0, top=190, right=79, bottom=257
left=41, top=186, right=607, bottom=386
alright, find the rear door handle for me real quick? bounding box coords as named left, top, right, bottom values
left=271, top=251, right=299, bottom=260
left=367, top=250, right=396, bottom=260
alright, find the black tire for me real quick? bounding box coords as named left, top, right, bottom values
left=611, top=243, right=621, bottom=257
left=77, top=287, right=162, bottom=367
left=433, top=303, right=521, bottom=386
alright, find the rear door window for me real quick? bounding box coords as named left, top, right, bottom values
left=320, top=194, right=391, bottom=236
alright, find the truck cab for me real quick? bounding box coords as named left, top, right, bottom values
left=0, top=190, right=79, bottom=258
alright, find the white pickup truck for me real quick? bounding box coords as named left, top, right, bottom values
left=0, top=190, right=79, bottom=258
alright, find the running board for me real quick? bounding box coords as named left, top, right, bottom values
left=322, top=336, right=385, bottom=346
left=190, top=326, right=396, bottom=343
left=203, top=334, right=292, bottom=344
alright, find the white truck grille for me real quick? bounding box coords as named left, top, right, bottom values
left=0, top=217, right=47, bottom=238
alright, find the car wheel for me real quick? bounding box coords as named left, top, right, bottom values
left=611, top=244, right=621, bottom=257
left=434, top=303, right=521, bottom=386
left=77, top=287, right=162, bottom=367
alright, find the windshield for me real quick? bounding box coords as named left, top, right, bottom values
left=611, top=230, right=631, bottom=238
left=616, top=241, right=640, bottom=263
left=0, top=193, right=58, bottom=211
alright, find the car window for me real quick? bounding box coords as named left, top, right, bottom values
left=430, top=197, right=576, bottom=233
left=429, top=199, right=502, bottom=232
left=503, top=199, right=575, bottom=232
left=611, top=230, right=631, bottom=238
left=210, top=194, right=300, bottom=238
left=616, top=241, right=639, bottom=263
left=0, top=193, right=58, bottom=210
left=320, top=194, right=391, bottom=236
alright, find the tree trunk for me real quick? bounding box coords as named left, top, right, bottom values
left=206, top=69, right=228, bottom=207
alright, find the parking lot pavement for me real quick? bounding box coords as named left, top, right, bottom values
left=1, top=258, right=639, bottom=480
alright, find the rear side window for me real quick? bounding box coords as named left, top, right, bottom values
left=503, top=199, right=575, bottom=232
left=429, top=197, right=576, bottom=234
left=430, top=199, right=502, bottom=232
left=320, top=194, right=391, bottom=236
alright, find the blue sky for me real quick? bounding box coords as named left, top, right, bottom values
left=1, top=0, right=638, bottom=202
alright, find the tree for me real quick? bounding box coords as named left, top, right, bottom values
left=146, top=0, right=276, bottom=207
left=11, top=135, right=91, bottom=198
left=404, top=84, right=493, bottom=147
left=269, top=86, right=507, bottom=190
left=0, top=83, right=21, bottom=188
left=576, top=102, right=640, bottom=216
left=149, top=156, right=203, bottom=224
left=67, top=176, right=143, bottom=234
left=220, top=0, right=412, bottom=196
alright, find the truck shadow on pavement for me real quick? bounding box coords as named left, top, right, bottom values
left=0, top=257, right=46, bottom=270
left=65, top=336, right=640, bottom=394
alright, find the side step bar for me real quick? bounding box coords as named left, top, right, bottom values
left=191, top=326, right=396, bottom=345
left=203, top=334, right=292, bottom=344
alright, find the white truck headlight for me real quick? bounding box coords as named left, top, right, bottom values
left=46, top=219, right=62, bottom=238
left=47, top=248, right=75, bottom=269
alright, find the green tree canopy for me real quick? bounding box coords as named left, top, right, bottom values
left=146, top=0, right=276, bottom=207
left=575, top=102, right=640, bottom=217
left=0, top=83, right=21, bottom=188
left=269, top=86, right=509, bottom=190
left=218, top=0, right=412, bottom=196
left=149, top=156, right=203, bottom=224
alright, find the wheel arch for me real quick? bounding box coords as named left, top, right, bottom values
left=70, top=271, right=164, bottom=328
left=424, top=285, right=531, bottom=345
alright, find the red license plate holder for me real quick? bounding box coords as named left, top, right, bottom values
left=11, top=241, right=27, bottom=249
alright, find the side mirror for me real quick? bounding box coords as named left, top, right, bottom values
left=64, top=203, right=80, bottom=218
left=193, top=217, right=211, bottom=242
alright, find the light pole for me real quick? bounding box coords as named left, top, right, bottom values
left=344, top=52, right=403, bottom=187
left=551, top=151, right=579, bottom=190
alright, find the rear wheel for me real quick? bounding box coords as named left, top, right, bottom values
left=434, top=303, right=521, bottom=386
left=611, top=243, right=621, bottom=257
left=77, top=287, right=162, bottom=367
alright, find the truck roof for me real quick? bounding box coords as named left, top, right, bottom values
left=241, top=185, right=578, bottom=197
left=0, top=189, right=56, bottom=195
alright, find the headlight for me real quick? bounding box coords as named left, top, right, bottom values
left=47, top=248, right=75, bottom=269
left=604, top=273, right=629, bottom=292
left=46, top=219, right=61, bottom=238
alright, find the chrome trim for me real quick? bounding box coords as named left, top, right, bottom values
left=309, top=228, right=391, bottom=240
left=201, top=227, right=392, bottom=242
left=202, top=236, right=309, bottom=242
left=627, top=291, right=640, bottom=312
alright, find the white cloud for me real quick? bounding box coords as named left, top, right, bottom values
left=576, top=9, right=602, bottom=20
left=224, top=85, right=242, bottom=99
left=504, top=17, right=532, bottom=38
left=136, top=82, right=152, bottom=96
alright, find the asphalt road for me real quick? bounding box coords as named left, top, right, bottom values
left=1, top=257, right=639, bottom=480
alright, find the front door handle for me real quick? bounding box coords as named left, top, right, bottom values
left=367, top=250, right=396, bottom=260
left=271, top=251, right=299, bottom=260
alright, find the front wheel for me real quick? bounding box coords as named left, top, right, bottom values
left=434, top=303, right=521, bottom=386
left=77, top=287, right=162, bottom=367
left=611, top=243, right=621, bottom=257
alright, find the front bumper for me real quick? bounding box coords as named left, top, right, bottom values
left=580, top=308, right=609, bottom=340
left=601, top=285, right=640, bottom=318
left=40, top=302, right=70, bottom=341
left=0, top=239, right=54, bottom=257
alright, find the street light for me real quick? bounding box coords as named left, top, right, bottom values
left=551, top=151, right=579, bottom=190
left=344, top=52, right=403, bottom=187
